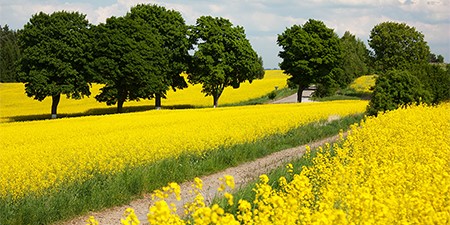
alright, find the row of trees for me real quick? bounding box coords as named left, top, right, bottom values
left=13, top=4, right=264, bottom=117
left=277, top=20, right=449, bottom=114
left=277, top=19, right=372, bottom=102
left=2, top=5, right=449, bottom=117
left=0, top=25, right=21, bottom=82
left=366, top=22, right=450, bottom=115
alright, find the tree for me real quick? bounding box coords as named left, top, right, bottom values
left=369, top=22, right=430, bottom=73
left=126, top=4, right=191, bottom=109
left=17, top=11, right=92, bottom=118
left=414, top=64, right=450, bottom=104
left=437, top=55, right=444, bottom=63
left=338, top=31, right=369, bottom=87
left=188, top=16, right=264, bottom=108
left=0, top=24, right=21, bottom=82
left=90, top=15, right=165, bottom=113
left=277, top=19, right=341, bottom=102
left=366, top=70, right=431, bottom=116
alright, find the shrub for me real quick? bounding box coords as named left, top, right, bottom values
left=366, top=70, right=431, bottom=116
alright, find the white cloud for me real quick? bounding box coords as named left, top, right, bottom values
left=1, top=0, right=449, bottom=66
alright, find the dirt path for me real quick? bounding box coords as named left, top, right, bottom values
left=61, top=133, right=345, bottom=225
left=271, top=90, right=315, bottom=104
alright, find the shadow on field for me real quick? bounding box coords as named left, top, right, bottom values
left=4, top=104, right=198, bottom=122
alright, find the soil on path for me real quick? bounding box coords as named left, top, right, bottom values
left=271, top=89, right=315, bottom=104
left=61, top=132, right=345, bottom=225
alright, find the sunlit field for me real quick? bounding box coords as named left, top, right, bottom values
left=349, top=75, right=377, bottom=93
left=0, top=100, right=367, bottom=200
left=0, top=70, right=288, bottom=123
left=126, top=103, right=450, bottom=224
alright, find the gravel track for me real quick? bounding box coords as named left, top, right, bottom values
left=60, top=132, right=345, bottom=225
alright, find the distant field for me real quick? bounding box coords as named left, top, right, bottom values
left=349, top=75, right=378, bottom=94
left=0, top=70, right=288, bottom=122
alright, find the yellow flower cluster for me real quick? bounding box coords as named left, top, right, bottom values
left=349, top=75, right=377, bottom=93
left=0, top=71, right=287, bottom=122
left=114, top=103, right=449, bottom=224
left=0, top=100, right=366, bottom=199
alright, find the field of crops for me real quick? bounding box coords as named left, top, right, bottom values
left=0, top=100, right=367, bottom=200
left=349, top=75, right=377, bottom=93
left=0, top=70, right=288, bottom=123
left=120, top=103, right=450, bottom=224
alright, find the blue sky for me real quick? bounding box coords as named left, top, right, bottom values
left=1, top=0, right=449, bottom=68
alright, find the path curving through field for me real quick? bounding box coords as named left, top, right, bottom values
left=60, top=132, right=345, bottom=225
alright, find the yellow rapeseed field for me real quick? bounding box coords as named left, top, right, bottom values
left=349, top=75, right=377, bottom=93
left=0, top=70, right=287, bottom=123
left=0, top=100, right=367, bottom=199
left=126, top=103, right=450, bottom=224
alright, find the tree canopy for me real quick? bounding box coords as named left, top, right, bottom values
left=126, top=4, right=191, bottom=109
left=188, top=16, right=264, bottom=107
left=0, top=24, right=21, bottom=82
left=369, top=21, right=430, bottom=73
left=338, top=31, right=369, bottom=87
left=17, top=11, right=92, bottom=118
left=277, top=19, right=341, bottom=102
left=90, top=15, right=166, bottom=113
left=366, top=70, right=431, bottom=116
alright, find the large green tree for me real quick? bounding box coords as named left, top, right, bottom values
left=277, top=19, right=341, bottom=102
left=369, top=22, right=430, bottom=73
left=0, top=24, right=21, bottom=82
left=91, top=15, right=165, bottom=113
left=188, top=16, right=264, bottom=108
left=17, top=11, right=92, bottom=118
left=126, top=4, right=191, bottom=109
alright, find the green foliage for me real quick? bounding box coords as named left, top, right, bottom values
left=337, top=31, right=369, bottom=87
left=413, top=64, right=450, bottom=104
left=277, top=19, right=341, bottom=102
left=127, top=4, right=191, bottom=108
left=0, top=24, right=21, bottom=82
left=90, top=15, right=166, bottom=113
left=313, top=67, right=341, bottom=98
left=429, top=53, right=445, bottom=63
left=366, top=70, right=431, bottom=116
left=369, top=22, right=430, bottom=73
left=17, top=11, right=92, bottom=117
left=188, top=16, right=264, bottom=107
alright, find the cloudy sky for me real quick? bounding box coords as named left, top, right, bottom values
left=1, top=0, right=449, bottom=68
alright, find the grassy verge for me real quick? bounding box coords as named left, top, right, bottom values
left=0, top=114, right=363, bottom=225
left=218, top=87, right=297, bottom=107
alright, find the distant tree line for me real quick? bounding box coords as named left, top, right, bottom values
left=0, top=25, right=21, bottom=82
left=277, top=20, right=449, bottom=115
left=4, top=4, right=263, bottom=118
left=2, top=5, right=449, bottom=118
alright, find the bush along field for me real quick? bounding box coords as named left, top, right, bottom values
left=108, top=103, right=450, bottom=224
left=0, top=100, right=367, bottom=224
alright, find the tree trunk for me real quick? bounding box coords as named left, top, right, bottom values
left=213, top=94, right=219, bottom=108
left=297, top=86, right=304, bottom=103
left=117, top=99, right=124, bottom=113
left=51, top=94, right=60, bottom=119
left=155, top=93, right=161, bottom=110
